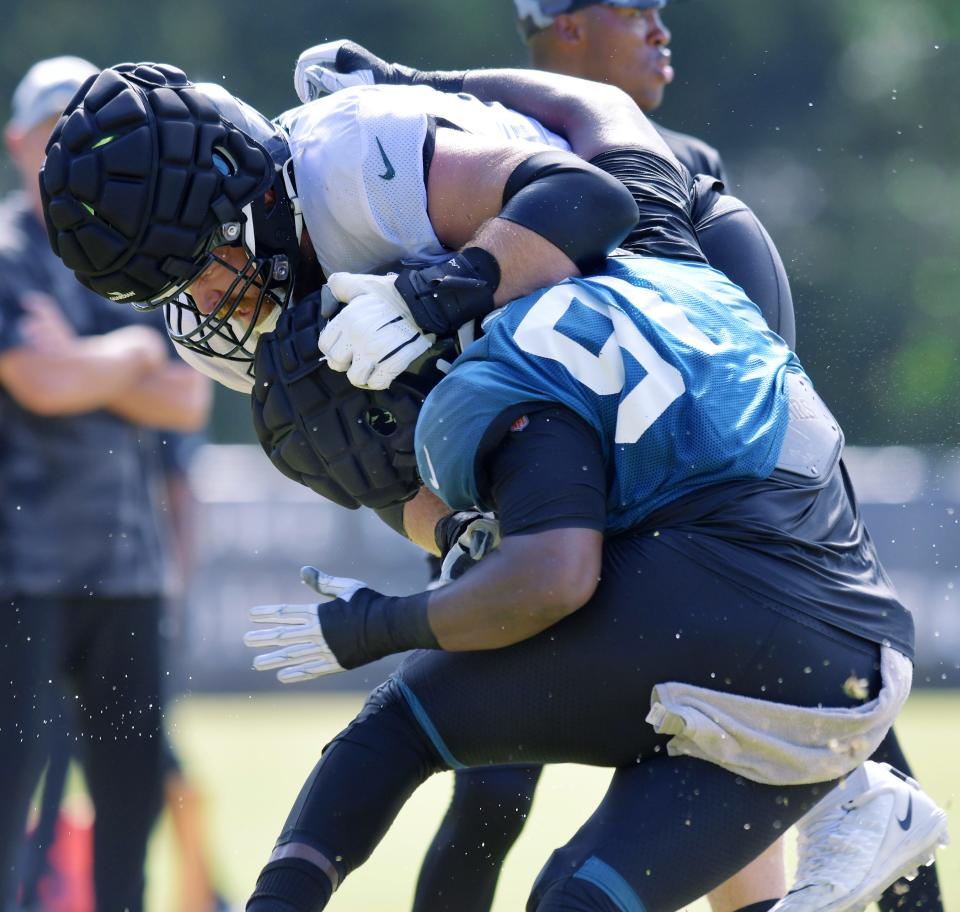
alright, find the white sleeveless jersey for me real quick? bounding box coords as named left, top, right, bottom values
left=277, top=84, right=570, bottom=277
left=177, top=85, right=568, bottom=391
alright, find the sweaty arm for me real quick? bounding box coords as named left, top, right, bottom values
left=461, top=68, right=673, bottom=164
left=295, top=40, right=670, bottom=164
left=333, top=405, right=604, bottom=663
left=424, top=404, right=606, bottom=649
left=415, top=127, right=639, bottom=325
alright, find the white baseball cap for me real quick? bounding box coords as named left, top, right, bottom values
left=515, top=0, right=667, bottom=38
left=9, top=55, right=99, bottom=132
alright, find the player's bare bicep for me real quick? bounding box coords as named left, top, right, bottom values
left=426, top=128, right=547, bottom=251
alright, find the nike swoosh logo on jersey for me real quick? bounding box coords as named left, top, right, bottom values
left=422, top=445, right=440, bottom=490
left=375, top=137, right=395, bottom=180
left=898, top=794, right=913, bottom=831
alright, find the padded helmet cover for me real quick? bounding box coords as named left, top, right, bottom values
left=40, top=62, right=276, bottom=304
left=252, top=291, right=450, bottom=510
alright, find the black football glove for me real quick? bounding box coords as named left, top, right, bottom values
left=434, top=511, right=501, bottom=584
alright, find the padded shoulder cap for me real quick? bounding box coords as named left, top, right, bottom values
left=252, top=290, right=437, bottom=510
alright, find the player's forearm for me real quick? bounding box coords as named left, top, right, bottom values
left=106, top=364, right=212, bottom=431
left=461, top=68, right=671, bottom=163
left=0, top=339, right=155, bottom=416
left=314, top=528, right=601, bottom=670
left=425, top=527, right=602, bottom=650
left=473, top=219, right=579, bottom=308
left=420, top=131, right=638, bottom=332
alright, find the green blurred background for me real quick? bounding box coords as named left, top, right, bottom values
left=5, top=2, right=958, bottom=907
left=2, top=0, right=957, bottom=446
left=70, top=691, right=958, bottom=910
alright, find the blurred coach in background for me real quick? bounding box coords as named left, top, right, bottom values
left=0, top=57, right=210, bottom=912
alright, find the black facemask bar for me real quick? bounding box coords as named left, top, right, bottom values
left=160, top=245, right=288, bottom=362
left=132, top=159, right=301, bottom=362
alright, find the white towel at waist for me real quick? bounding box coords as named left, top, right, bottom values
left=645, top=646, right=912, bottom=785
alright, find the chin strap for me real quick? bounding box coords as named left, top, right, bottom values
left=281, top=157, right=303, bottom=244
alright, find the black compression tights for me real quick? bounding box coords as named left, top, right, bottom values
left=247, top=529, right=891, bottom=911
left=247, top=683, right=444, bottom=911
left=246, top=678, right=837, bottom=912
left=406, top=728, right=943, bottom=912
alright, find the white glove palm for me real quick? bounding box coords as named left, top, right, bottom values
left=318, top=272, right=435, bottom=390
left=243, top=568, right=365, bottom=684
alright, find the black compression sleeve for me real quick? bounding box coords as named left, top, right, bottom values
left=589, top=147, right=706, bottom=263
left=476, top=403, right=607, bottom=536
left=500, top=151, right=639, bottom=274
left=693, top=186, right=797, bottom=349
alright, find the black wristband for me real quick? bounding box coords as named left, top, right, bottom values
left=409, top=69, right=467, bottom=94
left=395, top=249, right=500, bottom=337
left=320, top=589, right=439, bottom=668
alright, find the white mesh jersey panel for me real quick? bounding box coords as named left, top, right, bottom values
left=279, top=85, right=571, bottom=277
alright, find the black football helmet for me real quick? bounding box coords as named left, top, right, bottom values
left=40, top=62, right=302, bottom=366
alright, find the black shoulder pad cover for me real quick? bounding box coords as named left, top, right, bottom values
left=251, top=292, right=426, bottom=510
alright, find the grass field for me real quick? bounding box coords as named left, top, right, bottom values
left=135, top=690, right=959, bottom=911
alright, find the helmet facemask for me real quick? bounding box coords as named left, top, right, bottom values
left=149, top=158, right=302, bottom=365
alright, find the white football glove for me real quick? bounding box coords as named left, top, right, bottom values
left=438, top=512, right=502, bottom=585
left=295, top=41, right=376, bottom=103
left=318, top=272, right=435, bottom=390
left=243, top=567, right=365, bottom=684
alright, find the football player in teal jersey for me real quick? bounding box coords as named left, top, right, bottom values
left=238, top=132, right=939, bottom=912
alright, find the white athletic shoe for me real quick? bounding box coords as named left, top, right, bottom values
left=771, top=761, right=949, bottom=912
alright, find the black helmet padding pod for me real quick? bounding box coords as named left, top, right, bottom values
left=41, top=63, right=275, bottom=306
left=252, top=290, right=452, bottom=511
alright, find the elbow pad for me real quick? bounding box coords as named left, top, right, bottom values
left=499, top=150, right=639, bottom=274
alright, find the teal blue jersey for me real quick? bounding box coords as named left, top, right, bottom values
left=415, top=255, right=804, bottom=535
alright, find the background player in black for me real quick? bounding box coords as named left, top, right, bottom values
left=516, top=0, right=727, bottom=181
